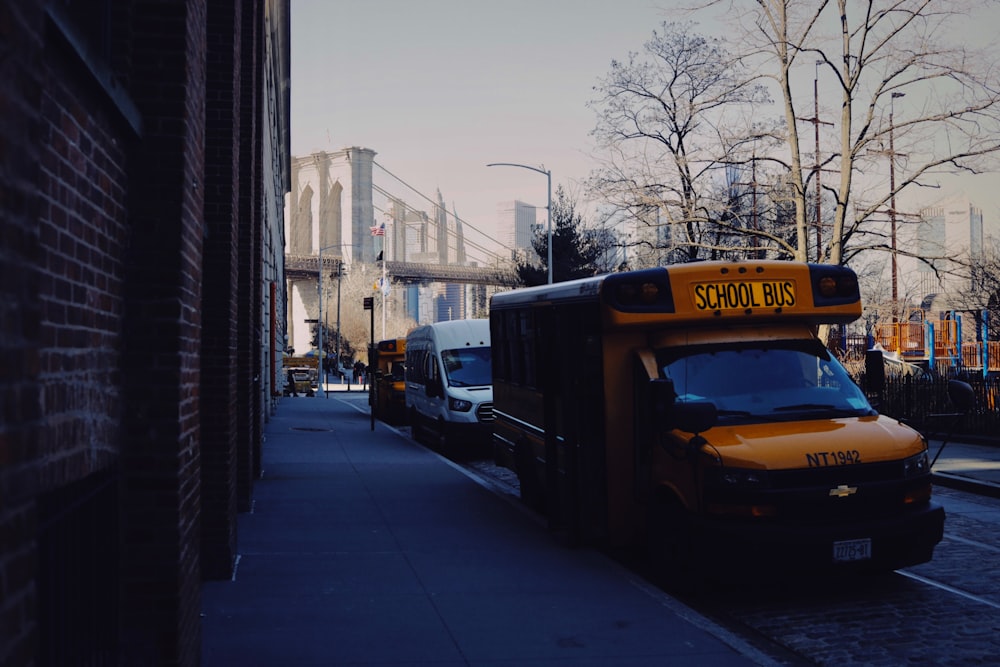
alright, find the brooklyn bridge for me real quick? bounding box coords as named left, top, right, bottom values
left=285, top=254, right=520, bottom=286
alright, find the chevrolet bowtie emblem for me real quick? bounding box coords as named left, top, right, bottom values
left=829, top=485, right=858, bottom=498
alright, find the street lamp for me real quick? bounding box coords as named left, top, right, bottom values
left=318, top=243, right=353, bottom=397
left=487, top=162, right=553, bottom=284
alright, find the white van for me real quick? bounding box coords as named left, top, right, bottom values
left=405, top=319, right=493, bottom=456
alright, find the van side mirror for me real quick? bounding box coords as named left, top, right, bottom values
left=947, top=380, right=975, bottom=413
left=426, top=375, right=443, bottom=398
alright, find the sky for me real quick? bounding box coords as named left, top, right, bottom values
left=290, top=0, right=1000, bottom=264
left=291, top=0, right=676, bottom=259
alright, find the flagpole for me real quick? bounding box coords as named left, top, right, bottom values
left=382, top=216, right=388, bottom=340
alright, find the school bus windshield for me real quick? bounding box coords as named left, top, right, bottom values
left=441, top=347, right=492, bottom=387
left=657, top=340, right=876, bottom=423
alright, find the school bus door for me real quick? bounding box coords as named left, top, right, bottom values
left=535, top=302, right=607, bottom=543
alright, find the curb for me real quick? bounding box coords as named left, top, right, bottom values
left=932, top=471, right=1000, bottom=499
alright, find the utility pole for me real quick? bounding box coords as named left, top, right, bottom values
left=867, top=92, right=913, bottom=344
left=796, top=61, right=833, bottom=262
left=335, top=261, right=342, bottom=379
left=889, top=92, right=905, bottom=318
left=732, top=153, right=763, bottom=259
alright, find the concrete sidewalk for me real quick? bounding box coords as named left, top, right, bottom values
left=930, top=437, right=1000, bottom=498
left=200, top=395, right=766, bottom=666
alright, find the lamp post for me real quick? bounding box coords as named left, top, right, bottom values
left=487, top=162, right=552, bottom=284
left=335, top=260, right=342, bottom=380
left=318, top=243, right=353, bottom=397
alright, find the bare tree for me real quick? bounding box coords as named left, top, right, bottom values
left=320, top=263, right=418, bottom=365
left=950, top=237, right=1000, bottom=336
left=588, top=21, right=777, bottom=264
left=713, top=0, right=1000, bottom=269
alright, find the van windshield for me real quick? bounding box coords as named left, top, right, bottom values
left=441, top=346, right=492, bottom=387
left=657, top=340, right=875, bottom=423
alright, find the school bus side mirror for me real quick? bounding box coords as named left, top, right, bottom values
left=947, top=380, right=975, bottom=414
left=670, top=401, right=718, bottom=436
left=649, top=378, right=677, bottom=418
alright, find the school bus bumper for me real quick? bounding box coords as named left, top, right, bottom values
left=686, top=501, right=945, bottom=572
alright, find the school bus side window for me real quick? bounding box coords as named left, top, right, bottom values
left=519, top=310, right=537, bottom=388
left=490, top=316, right=508, bottom=381
left=506, top=311, right=523, bottom=385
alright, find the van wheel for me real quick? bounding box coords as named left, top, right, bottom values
left=434, top=419, right=449, bottom=455
left=409, top=408, right=425, bottom=444
left=646, top=497, right=700, bottom=594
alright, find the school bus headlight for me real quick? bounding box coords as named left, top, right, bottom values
left=716, top=469, right=770, bottom=488
left=704, top=467, right=770, bottom=491
left=902, top=451, right=930, bottom=478
left=704, top=468, right=775, bottom=517
left=448, top=397, right=473, bottom=412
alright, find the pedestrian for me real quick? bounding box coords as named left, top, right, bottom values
left=286, top=368, right=298, bottom=397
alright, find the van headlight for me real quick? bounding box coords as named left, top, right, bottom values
left=902, top=451, right=930, bottom=478
left=448, top=397, right=473, bottom=412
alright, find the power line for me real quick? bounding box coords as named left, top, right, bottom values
left=372, top=160, right=515, bottom=259
left=370, top=185, right=505, bottom=265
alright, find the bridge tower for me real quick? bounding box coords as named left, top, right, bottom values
left=286, top=148, right=377, bottom=352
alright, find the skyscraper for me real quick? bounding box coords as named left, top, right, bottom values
left=496, top=200, right=539, bottom=260
left=914, top=198, right=984, bottom=298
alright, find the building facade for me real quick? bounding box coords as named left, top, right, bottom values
left=496, top=199, right=539, bottom=260
left=914, top=200, right=985, bottom=299
left=0, top=1, right=291, bottom=665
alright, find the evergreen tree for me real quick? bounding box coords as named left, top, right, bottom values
left=515, top=186, right=615, bottom=286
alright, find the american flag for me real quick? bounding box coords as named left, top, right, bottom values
left=370, top=223, right=385, bottom=236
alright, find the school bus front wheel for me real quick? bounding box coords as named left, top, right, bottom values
left=645, top=496, right=700, bottom=592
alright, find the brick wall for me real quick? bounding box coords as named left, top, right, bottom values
left=117, top=2, right=208, bottom=663
left=199, top=0, right=243, bottom=581
left=239, top=0, right=267, bottom=506
left=0, top=2, right=46, bottom=663
left=0, top=0, right=290, bottom=665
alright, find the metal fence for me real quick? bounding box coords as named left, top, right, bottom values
left=857, top=372, right=1000, bottom=439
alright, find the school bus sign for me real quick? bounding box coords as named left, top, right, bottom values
left=691, top=279, right=797, bottom=312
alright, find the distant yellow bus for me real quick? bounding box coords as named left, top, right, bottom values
left=372, top=338, right=407, bottom=425
left=490, top=261, right=946, bottom=583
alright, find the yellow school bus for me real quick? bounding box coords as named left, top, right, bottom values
left=490, top=261, right=945, bottom=583
left=373, top=338, right=407, bottom=424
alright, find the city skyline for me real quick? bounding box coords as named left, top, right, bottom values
left=292, top=0, right=1000, bottom=261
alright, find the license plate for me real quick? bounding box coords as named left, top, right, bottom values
left=833, top=538, right=872, bottom=562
